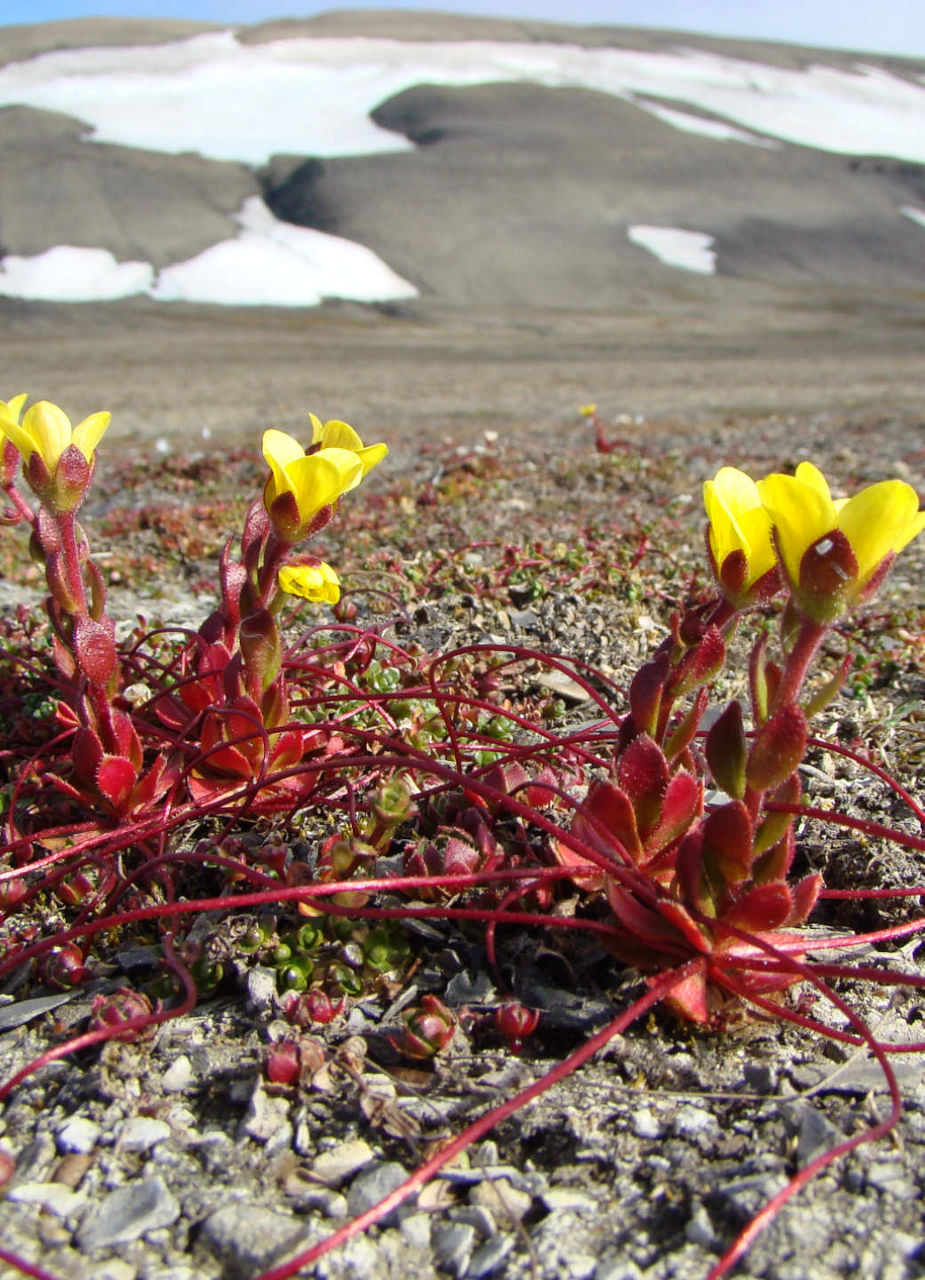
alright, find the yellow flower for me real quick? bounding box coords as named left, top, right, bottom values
left=703, top=467, right=778, bottom=605
left=2, top=400, right=109, bottom=471
left=309, top=414, right=388, bottom=479
left=0, top=393, right=28, bottom=440
left=758, top=461, right=925, bottom=620
left=579, top=403, right=597, bottom=418
left=262, top=428, right=363, bottom=541
left=278, top=561, right=340, bottom=604
left=1, top=399, right=110, bottom=512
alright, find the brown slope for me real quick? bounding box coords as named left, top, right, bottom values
left=0, top=105, right=257, bottom=267
left=0, top=18, right=219, bottom=70
left=260, top=80, right=925, bottom=307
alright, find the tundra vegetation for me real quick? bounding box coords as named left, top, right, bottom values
left=1, top=393, right=924, bottom=1280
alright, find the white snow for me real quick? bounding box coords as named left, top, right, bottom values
left=634, top=99, right=779, bottom=147
left=900, top=205, right=925, bottom=229
left=627, top=225, right=717, bottom=274
left=2, top=33, right=925, bottom=165
left=150, top=197, right=417, bottom=306
left=0, top=198, right=418, bottom=306
left=1, top=30, right=924, bottom=306
left=0, top=246, right=154, bottom=300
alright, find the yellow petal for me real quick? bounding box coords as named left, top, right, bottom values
left=23, top=401, right=72, bottom=471
left=285, top=449, right=363, bottom=519
left=0, top=393, right=27, bottom=424
left=837, top=480, right=925, bottom=584
left=736, top=505, right=776, bottom=583
left=262, top=428, right=307, bottom=471
left=793, top=461, right=832, bottom=503
left=758, top=472, right=835, bottom=586
left=71, top=410, right=110, bottom=463
left=312, top=418, right=364, bottom=452
left=278, top=562, right=341, bottom=603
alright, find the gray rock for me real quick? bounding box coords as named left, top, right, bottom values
left=469, top=1176, right=533, bottom=1225
left=119, top=1117, right=171, bottom=1152
left=244, top=966, right=278, bottom=1014
left=56, top=1117, right=102, bottom=1154
left=672, top=1105, right=719, bottom=1142
left=630, top=1108, right=661, bottom=1140
left=198, top=1202, right=312, bottom=1280
left=432, top=1221, right=477, bottom=1276
left=467, top=1235, right=514, bottom=1277
left=346, top=1161, right=412, bottom=1226
left=77, top=1176, right=180, bottom=1249
left=684, top=1202, right=716, bottom=1247
left=239, top=1083, right=290, bottom=1143
left=594, top=1262, right=643, bottom=1280
left=796, top=1106, right=842, bottom=1166
left=311, top=1137, right=374, bottom=1186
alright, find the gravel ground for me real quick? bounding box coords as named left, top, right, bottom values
left=1, top=390, right=925, bottom=1280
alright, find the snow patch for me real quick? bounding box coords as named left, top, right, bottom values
left=0, top=246, right=153, bottom=301
left=628, top=225, right=717, bottom=274
left=1, top=34, right=924, bottom=165
left=0, top=199, right=418, bottom=307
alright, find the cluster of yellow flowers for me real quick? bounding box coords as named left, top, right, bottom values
left=0, top=396, right=388, bottom=608
left=704, top=463, right=925, bottom=621
left=261, top=415, right=387, bottom=603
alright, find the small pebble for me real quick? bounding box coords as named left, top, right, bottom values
left=630, top=1108, right=661, bottom=1140
left=432, top=1221, right=476, bottom=1276
left=161, top=1056, right=194, bottom=1093
left=311, top=1138, right=374, bottom=1186
left=467, top=1235, right=514, bottom=1278
left=8, top=1182, right=86, bottom=1216
left=119, top=1117, right=171, bottom=1152
left=77, top=1176, right=180, bottom=1249
left=56, top=1117, right=101, bottom=1155
left=469, top=1176, right=533, bottom=1225
left=346, top=1161, right=411, bottom=1225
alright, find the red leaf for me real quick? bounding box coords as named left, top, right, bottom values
left=576, top=779, right=641, bottom=858
left=95, top=755, right=138, bottom=813
left=628, top=650, right=669, bottom=737
left=786, top=873, right=823, bottom=926
left=724, top=882, right=792, bottom=931
left=616, top=734, right=669, bottom=835
left=746, top=702, right=807, bottom=793
left=646, top=770, right=702, bottom=855
left=702, top=801, right=754, bottom=885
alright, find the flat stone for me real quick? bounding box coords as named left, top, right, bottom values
left=467, top=1235, right=514, bottom=1278
left=119, top=1117, right=172, bottom=1152
left=432, top=1221, right=476, bottom=1276
left=469, top=1177, right=533, bottom=1225
left=198, top=1202, right=312, bottom=1280
left=346, top=1161, right=411, bottom=1225
left=239, top=1083, right=290, bottom=1143
left=77, top=1176, right=180, bottom=1249
left=56, top=1117, right=102, bottom=1155
left=311, top=1138, right=374, bottom=1186
left=8, top=1182, right=87, bottom=1216
left=541, top=1186, right=597, bottom=1213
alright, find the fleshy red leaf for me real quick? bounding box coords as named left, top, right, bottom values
left=702, top=800, right=754, bottom=885
left=616, top=735, right=669, bottom=836
left=575, top=779, right=641, bottom=858
left=746, top=702, right=808, bottom=793
left=646, top=770, right=702, bottom=855
left=96, top=755, right=138, bottom=812
left=724, top=882, right=792, bottom=931
left=786, top=872, right=823, bottom=926
left=628, top=649, right=669, bottom=737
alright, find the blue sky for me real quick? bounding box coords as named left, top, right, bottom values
left=1, top=0, right=924, bottom=60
